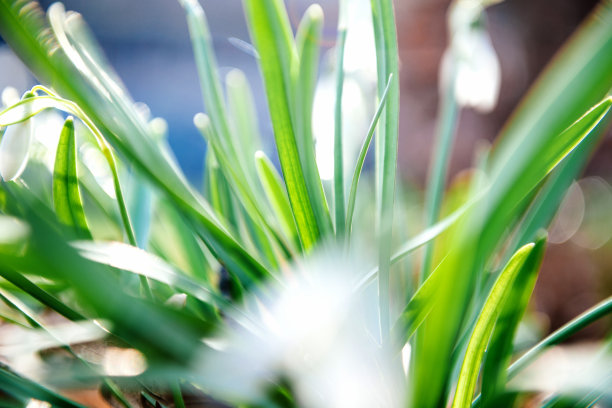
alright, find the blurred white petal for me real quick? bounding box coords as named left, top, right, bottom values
left=312, top=0, right=377, bottom=181
left=453, top=29, right=501, bottom=112
left=196, top=250, right=402, bottom=407
left=80, top=141, right=116, bottom=198
left=0, top=215, right=30, bottom=249
left=0, top=119, right=33, bottom=181
left=444, top=0, right=502, bottom=112
left=26, top=399, right=51, bottom=408
left=102, top=347, right=147, bottom=376
left=29, top=110, right=65, bottom=171
left=1, top=86, right=20, bottom=108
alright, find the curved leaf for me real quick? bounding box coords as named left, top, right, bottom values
left=53, top=116, right=92, bottom=239
left=451, top=240, right=545, bottom=408
left=243, top=0, right=320, bottom=251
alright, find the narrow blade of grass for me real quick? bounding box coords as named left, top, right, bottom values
left=346, top=73, right=393, bottom=237
left=0, top=266, right=85, bottom=322
left=1, top=183, right=206, bottom=365
left=149, top=198, right=213, bottom=283
left=390, top=255, right=446, bottom=349
left=72, top=241, right=242, bottom=318
left=412, top=2, right=612, bottom=401
left=293, top=4, right=333, bottom=239
left=479, top=236, right=546, bottom=405
left=181, top=0, right=287, bottom=261
left=204, top=149, right=239, bottom=233
left=0, top=1, right=269, bottom=284
left=52, top=116, right=92, bottom=239
left=0, top=366, right=85, bottom=408
left=243, top=0, right=320, bottom=251
left=195, top=113, right=284, bottom=269
left=333, top=27, right=348, bottom=238
left=226, top=68, right=263, bottom=188
left=371, top=0, right=400, bottom=346
left=507, top=295, right=612, bottom=381
left=354, top=198, right=470, bottom=291
left=178, top=0, right=235, bottom=159
left=451, top=240, right=544, bottom=408
left=255, top=151, right=300, bottom=249
left=420, top=72, right=459, bottom=283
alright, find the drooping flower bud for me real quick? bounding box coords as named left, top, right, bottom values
left=0, top=91, right=35, bottom=181
left=440, top=0, right=502, bottom=112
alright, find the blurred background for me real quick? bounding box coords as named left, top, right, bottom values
left=0, top=0, right=610, bottom=340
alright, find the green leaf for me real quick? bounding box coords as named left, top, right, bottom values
left=0, top=1, right=268, bottom=284
left=451, top=240, right=545, bottom=408
left=354, top=200, right=469, bottom=290
left=0, top=266, right=85, bottom=322
left=0, top=365, right=85, bottom=408
left=226, top=68, right=263, bottom=187
left=73, top=241, right=229, bottom=314
left=370, top=0, right=400, bottom=345
left=507, top=295, right=612, bottom=381
left=420, top=67, right=459, bottom=283
left=346, top=73, right=393, bottom=237
left=178, top=0, right=234, bottom=159
left=483, top=96, right=612, bottom=242
left=333, top=26, right=348, bottom=239
left=480, top=236, right=546, bottom=405
left=411, top=2, right=612, bottom=404
left=52, top=116, right=92, bottom=239
left=149, top=198, right=212, bottom=283
left=204, top=149, right=239, bottom=233
left=195, top=113, right=283, bottom=271
left=243, top=0, right=320, bottom=251
left=181, top=0, right=287, bottom=266
left=255, top=151, right=300, bottom=249
left=0, top=183, right=206, bottom=365
left=293, top=4, right=333, bottom=240
left=391, top=255, right=447, bottom=350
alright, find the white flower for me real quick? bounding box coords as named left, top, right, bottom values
left=441, top=0, right=502, bottom=112
left=0, top=88, right=34, bottom=181
left=453, top=28, right=501, bottom=112
left=0, top=117, right=33, bottom=181
left=196, top=251, right=402, bottom=407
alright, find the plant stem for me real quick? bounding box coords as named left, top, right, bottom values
left=172, top=381, right=186, bottom=408
left=371, top=0, right=400, bottom=346
left=346, top=74, right=393, bottom=239
left=507, top=296, right=612, bottom=380
left=334, top=28, right=347, bottom=239
left=420, top=68, right=459, bottom=283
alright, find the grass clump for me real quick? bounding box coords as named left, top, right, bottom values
left=0, top=0, right=611, bottom=407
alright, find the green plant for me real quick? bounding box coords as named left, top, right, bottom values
left=0, top=0, right=611, bottom=407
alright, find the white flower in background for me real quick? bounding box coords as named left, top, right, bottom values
left=312, top=0, right=377, bottom=181
left=442, top=0, right=502, bottom=112
left=0, top=87, right=34, bottom=181
left=313, top=76, right=369, bottom=180
left=0, top=87, right=67, bottom=180
left=197, top=251, right=402, bottom=407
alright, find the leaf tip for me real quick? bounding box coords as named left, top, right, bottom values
left=305, top=4, right=324, bottom=24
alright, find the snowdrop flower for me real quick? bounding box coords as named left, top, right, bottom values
left=197, top=251, right=402, bottom=407
left=0, top=88, right=34, bottom=181
left=441, top=0, right=502, bottom=112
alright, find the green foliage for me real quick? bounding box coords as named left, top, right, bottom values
left=0, top=0, right=611, bottom=407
